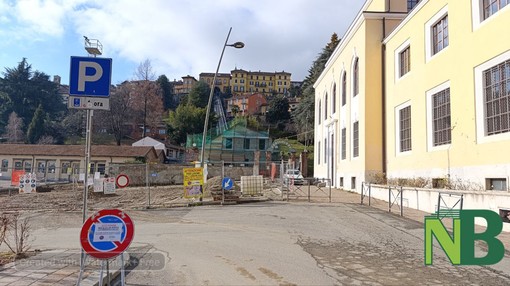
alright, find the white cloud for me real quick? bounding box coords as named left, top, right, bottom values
left=1, top=0, right=363, bottom=81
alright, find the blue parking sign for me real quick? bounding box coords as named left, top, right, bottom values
left=69, top=56, right=112, bottom=97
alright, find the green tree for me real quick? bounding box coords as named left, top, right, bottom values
left=292, top=33, right=340, bottom=143
left=266, top=95, right=290, bottom=124
left=165, top=104, right=207, bottom=144
left=26, top=104, right=46, bottom=144
left=157, top=74, right=177, bottom=110
left=0, top=58, right=66, bottom=132
left=187, top=81, right=210, bottom=108
left=230, top=105, right=240, bottom=117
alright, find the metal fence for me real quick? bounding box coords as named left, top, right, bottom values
left=285, top=178, right=332, bottom=202
left=360, top=183, right=465, bottom=218
left=1, top=160, right=329, bottom=210
left=361, top=183, right=405, bottom=216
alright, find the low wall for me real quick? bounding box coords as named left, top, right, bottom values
left=110, top=163, right=255, bottom=186
left=365, top=184, right=510, bottom=232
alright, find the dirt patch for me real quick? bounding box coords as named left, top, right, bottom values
left=0, top=183, right=195, bottom=212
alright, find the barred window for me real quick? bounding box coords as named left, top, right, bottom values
left=318, top=141, right=321, bottom=165
left=400, top=106, right=412, bottom=152
left=341, top=128, right=346, bottom=160
left=399, top=46, right=411, bottom=77
left=1, top=159, right=7, bottom=172
left=484, top=59, right=510, bottom=135
left=432, top=88, right=451, bottom=146
left=342, top=72, right=347, bottom=106
left=325, top=93, right=328, bottom=120
left=332, top=83, right=337, bottom=114
left=483, top=0, right=509, bottom=20
left=432, top=15, right=448, bottom=55
left=353, top=122, right=359, bottom=158
left=318, top=100, right=321, bottom=124
left=324, top=138, right=327, bottom=163
left=353, top=58, right=359, bottom=96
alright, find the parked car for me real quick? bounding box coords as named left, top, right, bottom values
left=284, top=169, right=305, bottom=185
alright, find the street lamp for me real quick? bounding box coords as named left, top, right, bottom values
left=200, top=27, right=244, bottom=168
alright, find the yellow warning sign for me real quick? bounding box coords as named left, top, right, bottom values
left=183, top=168, right=203, bottom=198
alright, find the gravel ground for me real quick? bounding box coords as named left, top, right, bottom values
left=0, top=183, right=191, bottom=212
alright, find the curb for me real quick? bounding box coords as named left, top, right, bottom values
left=80, top=252, right=130, bottom=286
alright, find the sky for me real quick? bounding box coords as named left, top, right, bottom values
left=0, top=0, right=364, bottom=86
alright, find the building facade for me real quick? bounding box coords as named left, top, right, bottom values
left=314, top=0, right=408, bottom=190
left=199, top=72, right=232, bottom=94
left=384, top=0, right=510, bottom=190
left=199, top=69, right=292, bottom=96
left=226, top=93, right=268, bottom=116
left=173, top=75, right=197, bottom=95
left=0, top=144, right=162, bottom=182
left=231, top=69, right=292, bottom=96
left=315, top=0, right=510, bottom=192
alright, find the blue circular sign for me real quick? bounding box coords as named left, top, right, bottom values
left=89, top=215, right=127, bottom=252
left=222, top=177, right=234, bottom=191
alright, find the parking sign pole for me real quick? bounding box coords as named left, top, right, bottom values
left=83, top=109, right=92, bottom=223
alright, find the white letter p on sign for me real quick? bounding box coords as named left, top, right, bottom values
left=78, top=62, right=103, bottom=92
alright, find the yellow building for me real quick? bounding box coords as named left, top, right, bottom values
left=316, top=0, right=510, bottom=191
left=314, top=0, right=408, bottom=190
left=384, top=0, right=510, bottom=190
left=199, top=72, right=232, bottom=93
left=231, top=69, right=292, bottom=96
left=173, top=75, right=197, bottom=95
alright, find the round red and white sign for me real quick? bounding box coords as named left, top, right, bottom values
left=116, top=174, right=130, bottom=188
left=80, top=209, right=134, bottom=259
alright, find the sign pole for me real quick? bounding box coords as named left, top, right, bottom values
left=78, top=109, right=92, bottom=285
left=83, top=109, right=92, bottom=223
left=222, top=161, right=225, bottom=205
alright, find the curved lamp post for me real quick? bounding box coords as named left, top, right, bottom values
left=200, top=27, right=244, bottom=168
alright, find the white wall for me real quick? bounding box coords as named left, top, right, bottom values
left=361, top=184, right=510, bottom=232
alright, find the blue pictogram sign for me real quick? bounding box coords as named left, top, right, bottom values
left=222, top=177, right=233, bottom=191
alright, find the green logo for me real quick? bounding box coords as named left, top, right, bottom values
left=424, top=210, right=505, bottom=265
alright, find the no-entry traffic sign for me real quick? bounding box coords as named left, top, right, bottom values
left=80, top=209, right=134, bottom=259
left=116, top=174, right=130, bottom=188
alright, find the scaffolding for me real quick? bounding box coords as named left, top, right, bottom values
left=186, top=118, right=270, bottom=165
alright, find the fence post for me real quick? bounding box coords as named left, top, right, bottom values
left=308, top=179, right=311, bottom=202
left=368, top=183, right=371, bottom=206
left=361, top=182, right=364, bottom=205
left=146, top=162, right=150, bottom=209
left=221, top=160, right=225, bottom=205
left=388, top=186, right=391, bottom=212
left=328, top=179, right=331, bottom=203
left=400, top=186, right=403, bottom=216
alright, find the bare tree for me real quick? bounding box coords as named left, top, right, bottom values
left=3, top=212, right=31, bottom=256
left=95, top=83, right=136, bottom=145
left=132, top=59, right=163, bottom=138
left=134, top=59, right=156, bottom=81
left=36, top=135, right=56, bottom=145
left=4, top=112, right=24, bottom=143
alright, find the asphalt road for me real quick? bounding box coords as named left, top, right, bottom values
left=29, top=201, right=510, bottom=285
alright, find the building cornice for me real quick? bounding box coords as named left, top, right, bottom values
left=314, top=2, right=408, bottom=89
left=383, top=0, right=430, bottom=44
